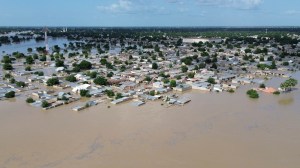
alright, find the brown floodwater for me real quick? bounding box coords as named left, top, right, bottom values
left=1, top=73, right=300, bottom=168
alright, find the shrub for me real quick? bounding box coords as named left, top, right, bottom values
left=273, top=91, right=280, bottom=95
left=46, top=78, right=59, bottom=86
left=25, top=66, right=31, bottom=71
left=5, top=91, right=15, bottom=98
left=80, top=89, right=90, bottom=97
left=207, top=77, right=216, bottom=84
left=94, top=76, right=107, bottom=85
left=41, top=100, right=50, bottom=108
left=115, top=93, right=123, bottom=100
left=26, top=97, right=35, bottom=103
left=16, top=81, right=26, bottom=87
left=149, top=90, right=155, bottom=96
left=228, top=89, right=235, bottom=93
left=106, top=90, right=115, bottom=98
left=247, top=89, right=259, bottom=99
left=170, top=80, right=177, bottom=87
left=259, top=84, right=266, bottom=89
left=3, top=63, right=13, bottom=70
left=65, top=75, right=77, bottom=82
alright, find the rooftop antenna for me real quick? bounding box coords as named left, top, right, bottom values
left=42, top=27, right=49, bottom=53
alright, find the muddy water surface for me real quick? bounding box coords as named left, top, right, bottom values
left=0, top=73, right=300, bottom=168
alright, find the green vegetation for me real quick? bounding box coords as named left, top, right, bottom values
left=26, top=97, right=35, bottom=103
left=273, top=91, right=280, bottom=95
left=115, top=93, right=123, bottom=100
left=259, top=84, right=266, bottom=89
left=80, top=89, right=90, bottom=97
left=280, top=78, right=298, bottom=91
left=25, top=66, right=31, bottom=71
left=87, top=71, right=97, bottom=78
left=41, top=100, right=50, bottom=108
left=75, top=60, right=92, bottom=70
left=105, top=90, right=115, bottom=98
left=46, top=78, right=59, bottom=86
left=25, top=56, right=34, bottom=64
left=207, top=77, right=216, bottom=84
left=181, top=65, right=188, bottom=73
left=187, top=72, right=195, bottom=78
left=34, top=71, right=44, bottom=76
left=149, top=90, right=156, bottom=96
left=257, top=64, right=270, bottom=70
left=152, top=62, right=158, bottom=69
left=282, top=62, right=289, bottom=66
left=94, top=76, right=107, bottom=85
left=246, top=89, right=259, bottom=99
left=55, top=59, right=64, bottom=67
left=16, top=81, right=26, bottom=88
left=228, top=89, right=235, bottom=93
left=5, top=91, right=15, bottom=98
left=65, top=75, right=77, bottom=82
left=170, top=80, right=177, bottom=87
left=3, top=63, right=13, bottom=70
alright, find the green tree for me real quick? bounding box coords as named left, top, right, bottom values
left=107, top=72, right=114, bottom=77
left=25, top=66, right=31, bottom=71
left=115, top=93, right=123, bottom=100
left=181, top=65, right=188, bottom=73
left=280, top=78, right=298, bottom=91
left=10, top=78, right=16, bottom=84
left=27, top=48, right=33, bottom=53
left=100, top=58, right=107, bottom=65
left=80, top=89, right=90, bottom=97
left=1, top=56, right=11, bottom=64
left=39, top=55, right=47, bottom=61
left=5, top=91, right=15, bottom=98
left=88, top=71, right=97, bottom=78
left=269, top=60, right=277, bottom=69
left=16, top=81, right=26, bottom=87
left=26, top=97, right=35, bottom=103
left=41, top=100, right=50, bottom=108
left=106, top=90, right=115, bottom=98
left=170, top=80, right=177, bottom=87
left=282, top=62, right=289, bottom=66
left=55, top=59, right=64, bottom=67
left=259, top=84, right=266, bottom=89
left=207, top=77, right=216, bottom=84
left=149, top=90, right=155, bottom=96
left=246, top=89, right=259, bottom=99
left=3, top=63, right=13, bottom=70
left=46, top=78, right=59, bottom=86
left=26, top=56, right=34, bottom=64
left=94, top=76, right=107, bottom=85
left=188, top=72, right=195, bottom=78
left=152, top=62, right=158, bottom=69
left=65, top=75, right=77, bottom=82
left=211, top=63, right=218, bottom=69
left=78, top=60, right=92, bottom=70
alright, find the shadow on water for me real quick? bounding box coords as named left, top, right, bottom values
left=278, top=97, right=294, bottom=106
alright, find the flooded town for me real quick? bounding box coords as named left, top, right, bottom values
left=0, top=26, right=300, bottom=168
left=1, top=28, right=299, bottom=111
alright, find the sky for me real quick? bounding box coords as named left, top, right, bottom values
left=0, top=0, right=300, bottom=27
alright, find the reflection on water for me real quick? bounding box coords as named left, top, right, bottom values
left=278, top=97, right=294, bottom=106
left=0, top=38, right=70, bottom=57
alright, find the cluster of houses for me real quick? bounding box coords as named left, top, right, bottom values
left=1, top=33, right=299, bottom=111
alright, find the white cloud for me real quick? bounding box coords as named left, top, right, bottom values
left=97, top=0, right=133, bottom=13
left=285, top=10, right=300, bottom=15
left=196, top=0, right=263, bottom=9
left=97, top=0, right=171, bottom=15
